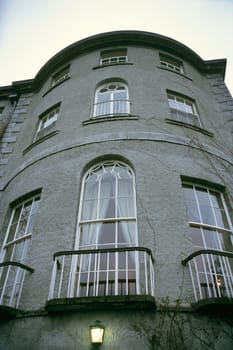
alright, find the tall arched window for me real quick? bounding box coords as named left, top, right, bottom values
left=93, top=82, right=130, bottom=117
left=77, top=160, right=137, bottom=249
left=72, top=160, right=139, bottom=297
left=48, top=161, right=154, bottom=299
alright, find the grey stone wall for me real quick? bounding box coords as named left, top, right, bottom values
left=0, top=310, right=232, bottom=350
left=0, top=94, right=32, bottom=182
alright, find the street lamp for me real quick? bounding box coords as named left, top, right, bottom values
left=89, top=320, right=105, bottom=345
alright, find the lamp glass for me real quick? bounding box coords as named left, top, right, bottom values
left=90, top=321, right=105, bottom=344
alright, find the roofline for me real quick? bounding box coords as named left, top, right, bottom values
left=0, top=30, right=227, bottom=95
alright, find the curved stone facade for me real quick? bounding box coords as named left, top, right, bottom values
left=0, top=31, right=232, bottom=349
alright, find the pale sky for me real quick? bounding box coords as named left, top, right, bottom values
left=0, top=0, right=233, bottom=95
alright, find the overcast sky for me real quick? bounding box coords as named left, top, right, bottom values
left=0, top=0, right=233, bottom=95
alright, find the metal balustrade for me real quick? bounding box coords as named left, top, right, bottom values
left=92, top=99, right=130, bottom=118
left=182, top=250, right=233, bottom=302
left=48, top=247, right=154, bottom=300
left=0, top=261, right=34, bottom=308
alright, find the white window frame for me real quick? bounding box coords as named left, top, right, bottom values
left=183, top=182, right=233, bottom=252
left=183, top=182, right=233, bottom=299
left=93, top=82, right=130, bottom=118
left=37, top=105, right=60, bottom=134
left=76, top=160, right=138, bottom=249
left=160, top=54, right=184, bottom=74
left=100, top=49, right=128, bottom=65
left=0, top=195, right=40, bottom=307
left=70, top=160, right=139, bottom=297
left=168, top=93, right=201, bottom=128
left=51, top=66, right=70, bottom=87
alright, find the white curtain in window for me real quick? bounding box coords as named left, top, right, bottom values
left=117, top=177, right=135, bottom=245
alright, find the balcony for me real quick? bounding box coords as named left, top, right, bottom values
left=46, top=247, right=155, bottom=312
left=182, top=249, right=233, bottom=313
left=92, top=100, right=130, bottom=118
left=0, top=261, right=34, bottom=318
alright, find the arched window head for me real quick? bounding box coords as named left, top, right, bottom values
left=93, top=82, right=130, bottom=117
left=77, top=160, right=137, bottom=249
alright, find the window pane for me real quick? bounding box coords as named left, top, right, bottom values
left=196, top=188, right=215, bottom=225
left=117, top=197, right=135, bottom=217
left=118, top=221, right=136, bottom=246
left=98, top=222, right=116, bottom=247
left=190, top=226, right=204, bottom=247
left=82, top=199, right=98, bottom=220
left=209, top=191, right=224, bottom=209
left=113, top=90, right=127, bottom=100
left=83, top=180, right=99, bottom=200
left=215, top=208, right=229, bottom=229
left=97, top=93, right=111, bottom=103
left=15, top=201, right=33, bottom=238
left=7, top=207, right=22, bottom=243
left=203, top=229, right=220, bottom=249
left=199, top=204, right=215, bottom=225
left=27, top=197, right=40, bottom=233
left=218, top=230, right=232, bottom=251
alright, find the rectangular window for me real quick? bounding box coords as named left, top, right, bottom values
left=160, top=54, right=183, bottom=74
left=182, top=182, right=233, bottom=252
left=100, top=49, right=128, bottom=65
left=167, top=92, right=201, bottom=128
left=182, top=182, right=233, bottom=299
left=0, top=107, right=4, bottom=114
left=51, top=66, right=70, bottom=87
left=37, top=104, right=60, bottom=133
left=0, top=194, right=40, bottom=307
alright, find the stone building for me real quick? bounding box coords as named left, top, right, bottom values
left=0, top=31, right=232, bottom=349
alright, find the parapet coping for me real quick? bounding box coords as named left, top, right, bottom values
left=0, top=131, right=232, bottom=190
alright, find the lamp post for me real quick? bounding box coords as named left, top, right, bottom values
left=89, top=320, right=105, bottom=345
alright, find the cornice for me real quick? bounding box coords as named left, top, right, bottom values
left=0, top=31, right=226, bottom=95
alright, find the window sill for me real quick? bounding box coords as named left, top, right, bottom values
left=191, top=297, right=233, bottom=315
left=82, top=114, right=139, bottom=125
left=165, top=118, right=213, bottom=137
left=93, top=62, right=133, bottom=70
left=158, top=66, right=193, bottom=81
left=42, top=76, right=70, bottom=97
left=0, top=305, right=20, bottom=319
left=23, top=130, right=59, bottom=155
left=46, top=295, right=156, bottom=313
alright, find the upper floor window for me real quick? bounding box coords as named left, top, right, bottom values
left=93, top=82, right=130, bottom=118
left=100, top=49, right=128, bottom=65
left=167, top=92, right=201, bottom=128
left=0, top=107, right=4, bottom=114
left=37, top=104, right=60, bottom=133
left=51, top=66, right=70, bottom=87
left=0, top=194, right=41, bottom=308
left=160, top=54, right=183, bottom=74
left=183, top=182, right=233, bottom=252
